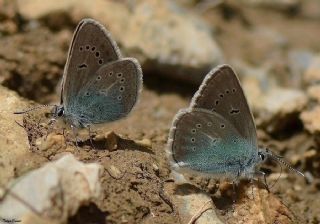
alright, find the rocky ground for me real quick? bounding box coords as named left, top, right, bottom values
left=0, top=0, right=320, bottom=223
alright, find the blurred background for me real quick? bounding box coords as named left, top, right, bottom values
left=0, top=0, right=320, bottom=223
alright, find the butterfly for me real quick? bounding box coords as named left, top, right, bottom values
left=167, top=64, right=303, bottom=186
left=15, top=18, right=142, bottom=139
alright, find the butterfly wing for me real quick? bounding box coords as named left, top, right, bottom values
left=168, top=108, right=256, bottom=176
left=66, top=58, right=142, bottom=125
left=190, top=64, right=258, bottom=148
left=61, top=18, right=121, bottom=106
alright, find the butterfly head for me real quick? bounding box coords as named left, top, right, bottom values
left=53, top=105, right=65, bottom=118
left=257, top=148, right=271, bottom=162
left=258, top=148, right=305, bottom=178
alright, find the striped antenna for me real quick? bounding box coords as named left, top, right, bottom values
left=266, top=148, right=305, bottom=178
left=14, top=104, right=57, bottom=115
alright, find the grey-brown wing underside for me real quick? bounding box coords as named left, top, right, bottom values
left=190, top=64, right=258, bottom=148
left=61, top=18, right=121, bottom=106
left=168, top=108, right=255, bottom=175
left=67, top=58, right=142, bottom=124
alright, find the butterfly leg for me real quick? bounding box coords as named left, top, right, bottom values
left=258, top=170, right=269, bottom=192
left=45, top=118, right=57, bottom=140
left=71, top=125, right=80, bottom=149
left=249, top=178, right=255, bottom=200
left=250, top=170, right=269, bottom=192
left=232, top=181, right=237, bottom=203
left=87, top=125, right=95, bottom=149
left=231, top=168, right=241, bottom=203
left=14, top=120, right=24, bottom=128
left=62, top=128, right=68, bottom=147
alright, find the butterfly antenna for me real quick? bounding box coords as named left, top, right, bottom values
left=14, top=104, right=57, bottom=115
left=267, top=149, right=305, bottom=178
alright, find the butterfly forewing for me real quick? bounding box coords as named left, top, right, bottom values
left=169, top=109, right=256, bottom=175
left=67, top=58, right=142, bottom=124
left=190, top=65, right=257, bottom=148
left=62, top=18, right=121, bottom=106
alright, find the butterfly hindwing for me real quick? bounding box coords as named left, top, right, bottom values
left=66, top=58, right=142, bottom=125
left=168, top=108, right=256, bottom=176
left=191, top=65, right=257, bottom=148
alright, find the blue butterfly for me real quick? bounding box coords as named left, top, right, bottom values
left=15, top=18, right=142, bottom=144
left=167, top=64, right=303, bottom=187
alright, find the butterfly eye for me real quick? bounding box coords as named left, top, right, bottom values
left=86, top=45, right=90, bottom=50
left=117, top=96, right=122, bottom=100
left=79, top=46, right=83, bottom=51
left=57, top=108, right=64, bottom=117
left=91, top=46, right=96, bottom=51
left=192, top=147, right=196, bottom=151
left=85, top=92, right=90, bottom=96
left=259, top=153, right=265, bottom=161
left=215, top=100, right=219, bottom=105
left=119, top=86, right=125, bottom=92
left=117, top=73, right=123, bottom=78
left=220, top=124, right=225, bottom=128
left=120, top=78, right=125, bottom=83
left=219, top=94, right=224, bottom=98
left=98, top=59, right=103, bottom=65
left=232, top=88, right=236, bottom=93
left=95, top=52, right=100, bottom=57
left=191, top=129, right=196, bottom=133
left=226, top=89, right=230, bottom=94
left=96, top=76, right=101, bottom=80
left=196, top=124, right=202, bottom=128
left=191, top=138, right=195, bottom=142
left=109, top=72, right=113, bottom=76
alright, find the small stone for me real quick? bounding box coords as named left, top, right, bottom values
left=165, top=182, right=224, bottom=224
left=134, top=138, right=152, bottom=148
left=293, top=184, right=302, bottom=191
left=37, top=133, right=64, bottom=151
left=304, top=171, right=314, bottom=184
left=105, top=131, right=119, bottom=151
left=268, top=173, right=288, bottom=180
left=303, top=149, right=317, bottom=158
left=152, top=163, right=159, bottom=172
left=106, top=165, right=123, bottom=179
left=290, top=154, right=301, bottom=165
